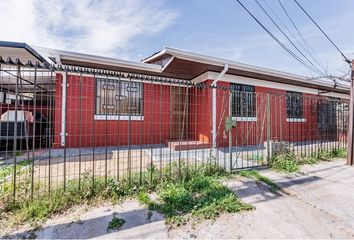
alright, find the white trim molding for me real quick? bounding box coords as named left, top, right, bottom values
left=94, top=115, right=144, bottom=121
left=232, top=117, right=257, bottom=122
left=192, top=71, right=349, bottom=100
left=286, top=118, right=306, bottom=123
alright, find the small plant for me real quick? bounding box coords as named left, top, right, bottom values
left=238, top=170, right=280, bottom=193
left=0, top=159, right=32, bottom=182
left=299, top=155, right=318, bottom=165
left=269, top=152, right=299, bottom=173
left=107, top=215, right=125, bottom=231
left=138, top=173, right=253, bottom=226
left=1, top=162, right=251, bottom=229
left=331, top=148, right=347, bottom=158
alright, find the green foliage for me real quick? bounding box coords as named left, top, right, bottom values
left=238, top=170, right=280, bottom=193
left=0, top=161, right=232, bottom=228
left=269, top=147, right=347, bottom=173
left=107, top=216, right=125, bottom=231
left=321, top=148, right=347, bottom=159
left=107, top=215, right=125, bottom=231
left=0, top=159, right=32, bottom=182
left=299, top=155, right=318, bottom=165
left=139, top=174, right=253, bottom=226
left=269, top=153, right=299, bottom=173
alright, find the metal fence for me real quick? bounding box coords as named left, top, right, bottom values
left=0, top=61, right=349, bottom=200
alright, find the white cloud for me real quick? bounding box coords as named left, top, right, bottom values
left=0, top=0, right=177, bottom=57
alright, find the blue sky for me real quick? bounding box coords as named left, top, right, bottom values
left=1, top=0, right=353, bottom=78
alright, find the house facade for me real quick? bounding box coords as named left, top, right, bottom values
left=0, top=42, right=350, bottom=151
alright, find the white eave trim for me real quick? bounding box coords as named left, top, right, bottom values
left=192, top=72, right=349, bottom=99
left=148, top=47, right=349, bottom=91
left=59, top=53, right=162, bottom=73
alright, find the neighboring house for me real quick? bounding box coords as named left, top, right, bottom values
left=0, top=41, right=350, bottom=150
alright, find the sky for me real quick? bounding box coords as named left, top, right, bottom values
left=1, top=0, right=354, bottom=79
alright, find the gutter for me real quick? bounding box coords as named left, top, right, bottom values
left=212, top=64, right=229, bottom=150
left=0, top=40, right=47, bottom=63
left=59, top=52, right=162, bottom=73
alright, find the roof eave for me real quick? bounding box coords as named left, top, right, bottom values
left=0, top=40, right=47, bottom=63
left=60, top=53, right=162, bottom=73
left=145, top=46, right=349, bottom=91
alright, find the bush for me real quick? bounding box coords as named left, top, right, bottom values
left=269, top=153, right=299, bottom=173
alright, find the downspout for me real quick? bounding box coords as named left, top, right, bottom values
left=212, top=63, right=229, bottom=150
left=61, top=72, right=67, bottom=146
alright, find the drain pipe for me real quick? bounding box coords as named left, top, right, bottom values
left=212, top=64, right=229, bottom=151
left=61, top=72, right=67, bottom=146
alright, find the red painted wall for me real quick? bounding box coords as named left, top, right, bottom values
left=53, top=73, right=341, bottom=149
left=54, top=74, right=171, bottom=148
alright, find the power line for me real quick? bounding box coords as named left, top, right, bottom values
left=273, top=0, right=326, bottom=73
left=254, top=0, right=326, bottom=76
left=235, top=0, right=324, bottom=76
left=294, top=0, right=351, bottom=64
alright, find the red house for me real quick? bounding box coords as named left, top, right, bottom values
left=0, top=42, right=350, bottom=156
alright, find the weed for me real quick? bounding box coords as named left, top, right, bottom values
left=146, top=210, right=153, bottom=221
left=0, top=159, right=32, bottom=182
left=238, top=170, right=280, bottom=193
left=317, top=148, right=347, bottom=161
left=269, top=153, right=299, bottom=173
left=1, top=161, right=249, bottom=229
left=138, top=173, right=253, bottom=226
left=107, top=215, right=125, bottom=231
left=299, top=155, right=318, bottom=165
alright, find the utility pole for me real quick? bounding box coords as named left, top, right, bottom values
left=348, top=60, right=354, bottom=165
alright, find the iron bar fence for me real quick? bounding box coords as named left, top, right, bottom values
left=0, top=61, right=349, bottom=200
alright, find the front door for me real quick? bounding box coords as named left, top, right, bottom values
left=170, top=86, right=188, bottom=140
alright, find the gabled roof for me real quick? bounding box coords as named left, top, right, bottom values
left=143, top=47, right=350, bottom=93
left=0, top=41, right=350, bottom=94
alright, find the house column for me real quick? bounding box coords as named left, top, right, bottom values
left=211, top=64, right=228, bottom=150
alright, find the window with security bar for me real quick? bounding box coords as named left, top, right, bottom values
left=286, top=91, right=303, bottom=118
left=96, top=78, right=143, bottom=116
left=231, top=83, right=256, bottom=118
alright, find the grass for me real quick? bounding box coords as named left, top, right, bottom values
left=137, top=173, right=253, bottom=225
left=107, top=215, right=125, bottom=231
left=318, top=148, right=347, bottom=160
left=269, top=153, right=300, bottom=173
left=238, top=170, right=280, bottom=193
left=0, top=159, right=32, bottom=182
left=0, top=162, right=250, bottom=228
left=269, top=147, right=347, bottom=173
left=1, top=146, right=346, bottom=229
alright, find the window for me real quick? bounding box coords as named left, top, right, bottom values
left=96, top=78, right=143, bottom=116
left=286, top=91, right=303, bottom=118
left=231, top=83, right=256, bottom=118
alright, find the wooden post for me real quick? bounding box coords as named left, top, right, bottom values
left=347, top=61, right=354, bottom=165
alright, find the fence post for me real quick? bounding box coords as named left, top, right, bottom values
left=229, top=90, right=233, bottom=172
left=266, top=93, right=271, bottom=162
left=12, top=65, right=20, bottom=198
left=348, top=65, right=354, bottom=165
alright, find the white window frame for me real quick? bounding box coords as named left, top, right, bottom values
left=232, top=116, right=257, bottom=122
left=286, top=118, right=306, bottom=122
